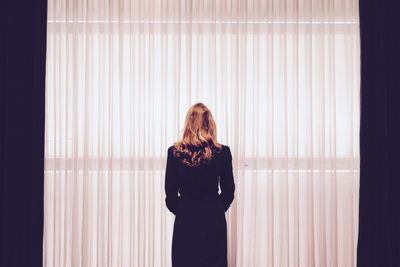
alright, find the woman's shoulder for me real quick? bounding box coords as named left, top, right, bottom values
left=220, top=144, right=231, bottom=153
left=168, top=145, right=178, bottom=156
left=168, top=144, right=183, bottom=159
left=215, top=144, right=231, bottom=159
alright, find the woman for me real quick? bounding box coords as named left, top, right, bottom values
left=165, top=102, right=235, bottom=267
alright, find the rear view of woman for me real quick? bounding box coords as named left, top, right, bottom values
left=165, top=102, right=235, bottom=267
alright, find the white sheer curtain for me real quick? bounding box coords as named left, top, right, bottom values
left=44, top=0, right=360, bottom=266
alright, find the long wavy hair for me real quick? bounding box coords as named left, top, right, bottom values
left=172, top=103, right=223, bottom=167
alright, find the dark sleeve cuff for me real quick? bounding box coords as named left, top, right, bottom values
left=166, top=196, right=179, bottom=215
left=218, top=193, right=234, bottom=212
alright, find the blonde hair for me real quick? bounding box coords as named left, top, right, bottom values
left=172, top=102, right=223, bottom=167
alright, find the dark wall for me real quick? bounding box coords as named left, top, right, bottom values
left=0, top=1, right=47, bottom=266
left=357, top=0, right=400, bottom=266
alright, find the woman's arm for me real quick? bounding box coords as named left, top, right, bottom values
left=218, top=146, right=235, bottom=212
left=165, top=146, right=180, bottom=215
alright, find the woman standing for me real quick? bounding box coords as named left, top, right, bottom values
left=165, top=102, right=235, bottom=267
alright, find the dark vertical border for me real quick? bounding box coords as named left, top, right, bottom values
left=357, top=0, right=400, bottom=266
left=0, top=0, right=47, bottom=266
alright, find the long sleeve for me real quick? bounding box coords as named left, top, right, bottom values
left=165, top=146, right=180, bottom=215
left=218, top=146, right=235, bottom=212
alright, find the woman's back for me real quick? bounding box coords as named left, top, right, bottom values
left=165, top=102, right=235, bottom=267
left=165, top=144, right=235, bottom=215
left=165, top=143, right=235, bottom=267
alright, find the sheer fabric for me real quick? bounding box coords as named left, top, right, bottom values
left=44, top=0, right=360, bottom=266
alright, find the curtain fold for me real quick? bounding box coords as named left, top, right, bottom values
left=45, top=0, right=360, bottom=266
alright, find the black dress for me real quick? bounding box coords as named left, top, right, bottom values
left=165, top=144, right=235, bottom=267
